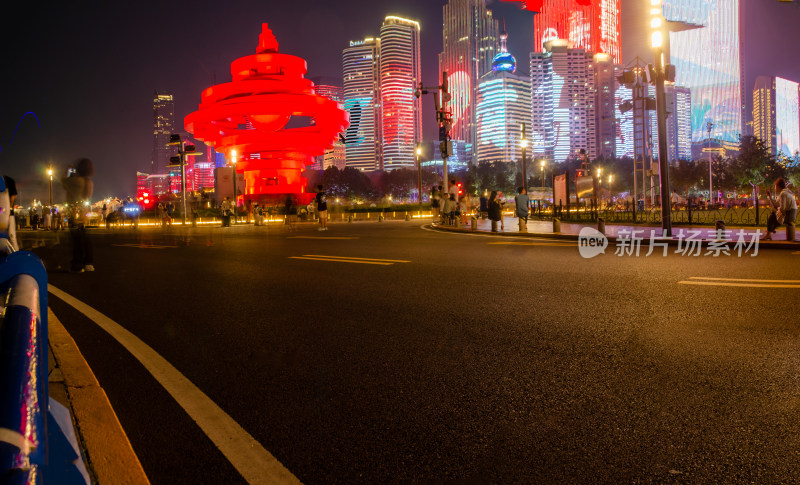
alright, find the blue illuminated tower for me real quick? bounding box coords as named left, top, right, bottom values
left=475, top=31, right=532, bottom=164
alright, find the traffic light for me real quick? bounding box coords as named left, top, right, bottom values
left=457, top=182, right=463, bottom=196
left=441, top=71, right=451, bottom=103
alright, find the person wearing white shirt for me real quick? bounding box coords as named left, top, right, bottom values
left=764, top=178, right=797, bottom=240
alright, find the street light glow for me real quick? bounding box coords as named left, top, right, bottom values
left=520, top=139, right=529, bottom=148
left=651, top=31, right=662, bottom=48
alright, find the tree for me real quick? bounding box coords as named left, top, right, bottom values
left=729, top=135, right=784, bottom=190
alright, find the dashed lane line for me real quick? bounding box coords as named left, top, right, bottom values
left=48, top=285, right=299, bottom=485
left=678, top=276, right=800, bottom=289
left=487, top=241, right=576, bottom=247
left=289, top=254, right=410, bottom=265
left=112, top=243, right=178, bottom=249
left=287, top=236, right=359, bottom=240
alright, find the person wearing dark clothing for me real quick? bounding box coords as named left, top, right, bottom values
left=479, top=193, right=488, bottom=219
left=315, top=185, right=328, bottom=231
left=488, top=190, right=502, bottom=233
left=61, top=158, right=94, bottom=272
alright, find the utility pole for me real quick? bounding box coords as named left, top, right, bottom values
left=650, top=2, right=673, bottom=236
left=706, top=121, right=713, bottom=206
left=520, top=123, right=528, bottom=191
left=416, top=144, right=423, bottom=216
left=415, top=72, right=452, bottom=193
left=167, top=134, right=201, bottom=225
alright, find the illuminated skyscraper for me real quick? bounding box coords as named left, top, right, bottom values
left=593, top=53, right=616, bottom=159
left=753, top=76, right=800, bottom=158
left=664, top=0, right=745, bottom=147
left=152, top=91, right=177, bottom=176
left=533, top=0, right=621, bottom=64
left=671, top=85, right=693, bottom=161
left=343, top=38, right=381, bottom=171
left=380, top=16, right=422, bottom=170
left=530, top=40, right=596, bottom=163
left=310, top=77, right=344, bottom=104
left=615, top=75, right=634, bottom=159
left=753, top=76, right=776, bottom=153
left=310, top=77, right=345, bottom=170
left=439, top=0, right=500, bottom=161
left=475, top=31, right=532, bottom=164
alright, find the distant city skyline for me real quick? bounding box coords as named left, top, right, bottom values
left=1, top=0, right=799, bottom=200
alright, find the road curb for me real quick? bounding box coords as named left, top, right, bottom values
left=428, top=223, right=800, bottom=250
left=48, top=309, right=150, bottom=485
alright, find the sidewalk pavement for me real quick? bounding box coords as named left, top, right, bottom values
left=48, top=309, right=150, bottom=484
left=433, top=215, right=800, bottom=249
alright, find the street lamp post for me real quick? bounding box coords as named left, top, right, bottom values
left=541, top=159, right=546, bottom=189
left=706, top=121, right=713, bottom=207
left=47, top=165, right=53, bottom=216
left=608, top=174, right=614, bottom=205
left=231, top=149, right=238, bottom=220
left=650, top=0, right=673, bottom=237
left=416, top=145, right=423, bottom=216
left=596, top=168, right=603, bottom=207
left=520, top=123, right=528, bottom=192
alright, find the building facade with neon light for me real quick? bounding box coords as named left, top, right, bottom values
left=379, top=16, right=422, bottom=170
left=439, top=0, right=500, bottom=161
left=343, top=38, right=382, bottom=171
left=664, top=0, right=745, bottom=148
left=532, top=0, right=621, bottom=64
left=530, top=40, right=596, bottom=163
left=475, top=32, right=532, bottom=164
left=753, top=76, right=800, bottom=158
left=151, top=91, right=178, bottom=180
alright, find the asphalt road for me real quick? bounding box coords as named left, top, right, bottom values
left=22, top=221, right=800, bottom=483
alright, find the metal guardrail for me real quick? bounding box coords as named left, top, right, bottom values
left=1, top=249, right=88, bottom=483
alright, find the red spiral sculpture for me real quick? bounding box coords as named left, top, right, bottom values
left=499, top=0, right=592, bottom=11
left=185, top=24, right=349, bottom=204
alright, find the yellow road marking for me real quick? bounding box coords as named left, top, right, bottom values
left=678, top=281, right=800, bottom=289
left=289, top=256, right=393, bottom=265
left=112, top=243, right=176, bottom=249
left=678, top=276, right=800, bottom=288
left=793, top=251, right=800, bottom=255
left=689, top=277, right=800, bottom=284
left=303, top=254, right=411, bottom=263
left=48, top=285, right=299, bottom=484
left=488, top=241, right=575, bottom=247
left=287, top=236, right=358, bottom=240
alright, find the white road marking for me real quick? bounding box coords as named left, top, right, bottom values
left=290, top=256, right=393, bottom=265
left=287, top=236, right=358, bottom=240
left=48, top=285, right=299, bottom=485
left=419, top=224, right=569, bottom=243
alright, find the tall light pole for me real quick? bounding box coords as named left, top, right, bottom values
left=47, top=165, right=53, bottom=211
left=706, top=121, right=713, bottom=206
left=416, top=145, right=423, bottom=216
left=541, top=159, right=546, bottom=189
left=608, top=174, right=614, bottom=205
left=231, top=148, right=238, bottom=219
left=520, top=123, right=529, bottom=192
left=650, top=0, right=673, bottom=237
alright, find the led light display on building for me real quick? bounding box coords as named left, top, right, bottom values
left=476, top=31, right=532, bottom=164
left=530, top=40, right=596, bottom=163
left=664, top=0, right=744, bottom=145
left=185, top=24, right=348, bottom=204
left=343, top=38, right=381, bottom=171
left=439, top=0, right=500, bottom=161
left=775, top=77, right=800, bottom=158
left=380, top=16, right=422, bottom=170
left=532, top=0, right=621, bottom=64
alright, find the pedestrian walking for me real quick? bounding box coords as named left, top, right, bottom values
left=479, top=192, right=488, bottom=219
left=101, top=203, right=108, bottom=221
left=448, top=179, right=458, bottom=200
left=763, top=178, right=797, bottom=240
left=284, top=194, right=297, bottom=232
left=61, top=158, right=95, bottom=272
left=315, top=185, right=328, bottom=231
left=459, top=195, right=469, bottom=225
left=488, top=190, right=502, bottom=233
left=166, top=201, right=175, bottom=226
left=431, top=186, right=440, bottom=220
left=220, top=197, right=232, bottom=227
left=514, top=187, right=529, bottom=233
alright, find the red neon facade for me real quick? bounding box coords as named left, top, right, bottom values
left=185, top=24, right=348, bottom=204
left=530, top=0, right=621, bottom=64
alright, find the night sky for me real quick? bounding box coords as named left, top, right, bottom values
left=1, top=0, right=799, bottom=203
